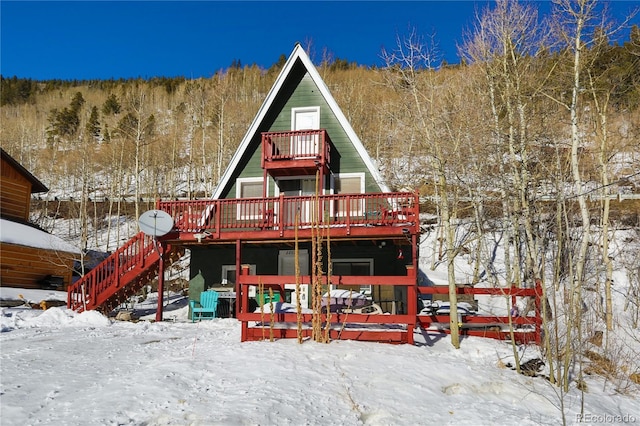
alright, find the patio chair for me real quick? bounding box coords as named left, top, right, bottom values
left=190, top=290, right=219, bottom=322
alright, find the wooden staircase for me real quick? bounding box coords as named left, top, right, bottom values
left=67, top=232, right=183, bottom=314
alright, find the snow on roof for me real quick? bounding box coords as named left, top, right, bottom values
left=0, top=218, right=80, bottom=254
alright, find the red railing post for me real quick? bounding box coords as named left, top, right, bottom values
left=279, top=193, right=285, bottom=237
left=214, top=200, right=221, bottom=238
left=114, top=250, right=120, bottom=290
left=406, top=264, right=417, bottom=345
left=535, top=279, right=543, bottom=345
left=155, top=241, right=165, bottom=322
left=240, top=262, right=250, bottom=342
left=91, top=273, right=97, bottom=308
left=345, top=195, right=351, bottom=234
left=261, top=133, right=266, bottom=168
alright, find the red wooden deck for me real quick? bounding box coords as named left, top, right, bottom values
left=157, top=192, right=419, bottom=243
left=235, top=266, right=543, bottom=345
left=68, top=189, right=543, bottom=346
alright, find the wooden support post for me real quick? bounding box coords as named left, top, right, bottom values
left=407, top=234, right=418, bottom=345
left=279, top=193, right=285, bottom=237
left=241, top=264, right=251, bottom=342
left=155, top=241, right=165, bottom=322
left=535, top=279, right=542, bottom=345
left=235, top=240, right=246, bottom=341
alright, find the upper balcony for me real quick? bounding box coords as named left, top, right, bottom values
left=156, top=191, right=419, bottom=243
left=261, top=129, right=331, bottom=177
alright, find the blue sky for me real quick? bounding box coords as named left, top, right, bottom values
left=1, top=1, right=638, bottom=80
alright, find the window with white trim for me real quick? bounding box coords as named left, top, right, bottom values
left=334, top=173, right=365, bottom=217
left=235, top=177, right=264, bottom=220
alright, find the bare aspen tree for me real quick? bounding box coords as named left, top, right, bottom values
left=582, top=18, right=639, bottom=336
left=547, top=0, right=609, bottom=395
left=462, top=0, right=549, bottom=289
left=383, top=30, right=464, bottom=348
left=70, top=101, right=92, bottom=278
left=117, top=84, right=155, bottom=222
left=461, top=1, right=551, bottom=365
left=108, top=120, right=129, bottom=251
left=212, top=70, right=233, bottom=186
left=183, top=80, right=198, bottom=198
left=168, top=94, right=188, bottom=200
left=195, top=80, right=214, bottom=196
left=588, top=71, right=615, bottom=332
left=179, top=79, right=213, bottom=198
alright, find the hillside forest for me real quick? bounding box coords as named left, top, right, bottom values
left=1, top=0, right=640, bottom=393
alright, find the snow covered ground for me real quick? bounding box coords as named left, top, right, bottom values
left=1, top=288, right=638, bottom=425
left=1, top=220, right=638, bottom=425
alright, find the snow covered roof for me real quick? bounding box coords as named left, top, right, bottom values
left=0, top=218, right=80, bottom=254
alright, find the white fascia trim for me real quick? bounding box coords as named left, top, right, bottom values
left=300, top=54, right=390, bottom=193
left=213, top=44, right=389, bottom=200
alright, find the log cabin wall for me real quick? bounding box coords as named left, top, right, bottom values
left=1, top=155, right=33, bottom=221
left=0, top=243, right=75, bottom=289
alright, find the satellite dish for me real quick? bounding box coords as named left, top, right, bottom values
left=138, top=210, right=174, bottom=237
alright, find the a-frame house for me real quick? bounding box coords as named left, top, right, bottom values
left=68, top=44, right=420, bottom=343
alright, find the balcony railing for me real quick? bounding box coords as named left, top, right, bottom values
left=261, top=129, right=331, bottom=170
left=157, top=192, right=418, bottom=236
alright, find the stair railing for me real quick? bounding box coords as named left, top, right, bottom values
left=68, top=231, right=158, bottom=312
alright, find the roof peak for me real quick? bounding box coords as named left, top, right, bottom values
left=212, top=45, right=389, bottom=199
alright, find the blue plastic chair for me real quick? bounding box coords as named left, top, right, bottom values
left=190, top=290, right=219, bottom=322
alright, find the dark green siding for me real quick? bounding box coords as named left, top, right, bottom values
left=223, top=65, right=383, bottom=199
left=269, top=74, right=381, bottom=193
left=190, top=243, right=411, bottom=285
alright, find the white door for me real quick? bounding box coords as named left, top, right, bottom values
left=279, top=249, right=310, bottom=308
left=291, top=107, right=320, bottom=157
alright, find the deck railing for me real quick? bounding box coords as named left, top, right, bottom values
left=261, top=129, right=331, bottom=165
left=68, top=231, right=158, bottom=312
left=416, top=282, right=543, bottom=345
left=157, top=192, right=419, bottom=234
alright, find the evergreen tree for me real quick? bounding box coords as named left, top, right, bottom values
left=0, top=76, right=36, bottom=105
left=86, top=105, right=101, bottom=140
left=117, top=112, right=138, bottom=138
left=102, top=93, right=121, bottom=115
left=70, top=91, right=85, bottom=113
left=103, top=123, right=111, bottom=143
left=48, top=107, right=80, bottom=138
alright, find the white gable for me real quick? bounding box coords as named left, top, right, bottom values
left=212, top=44, right=389, bottom=199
